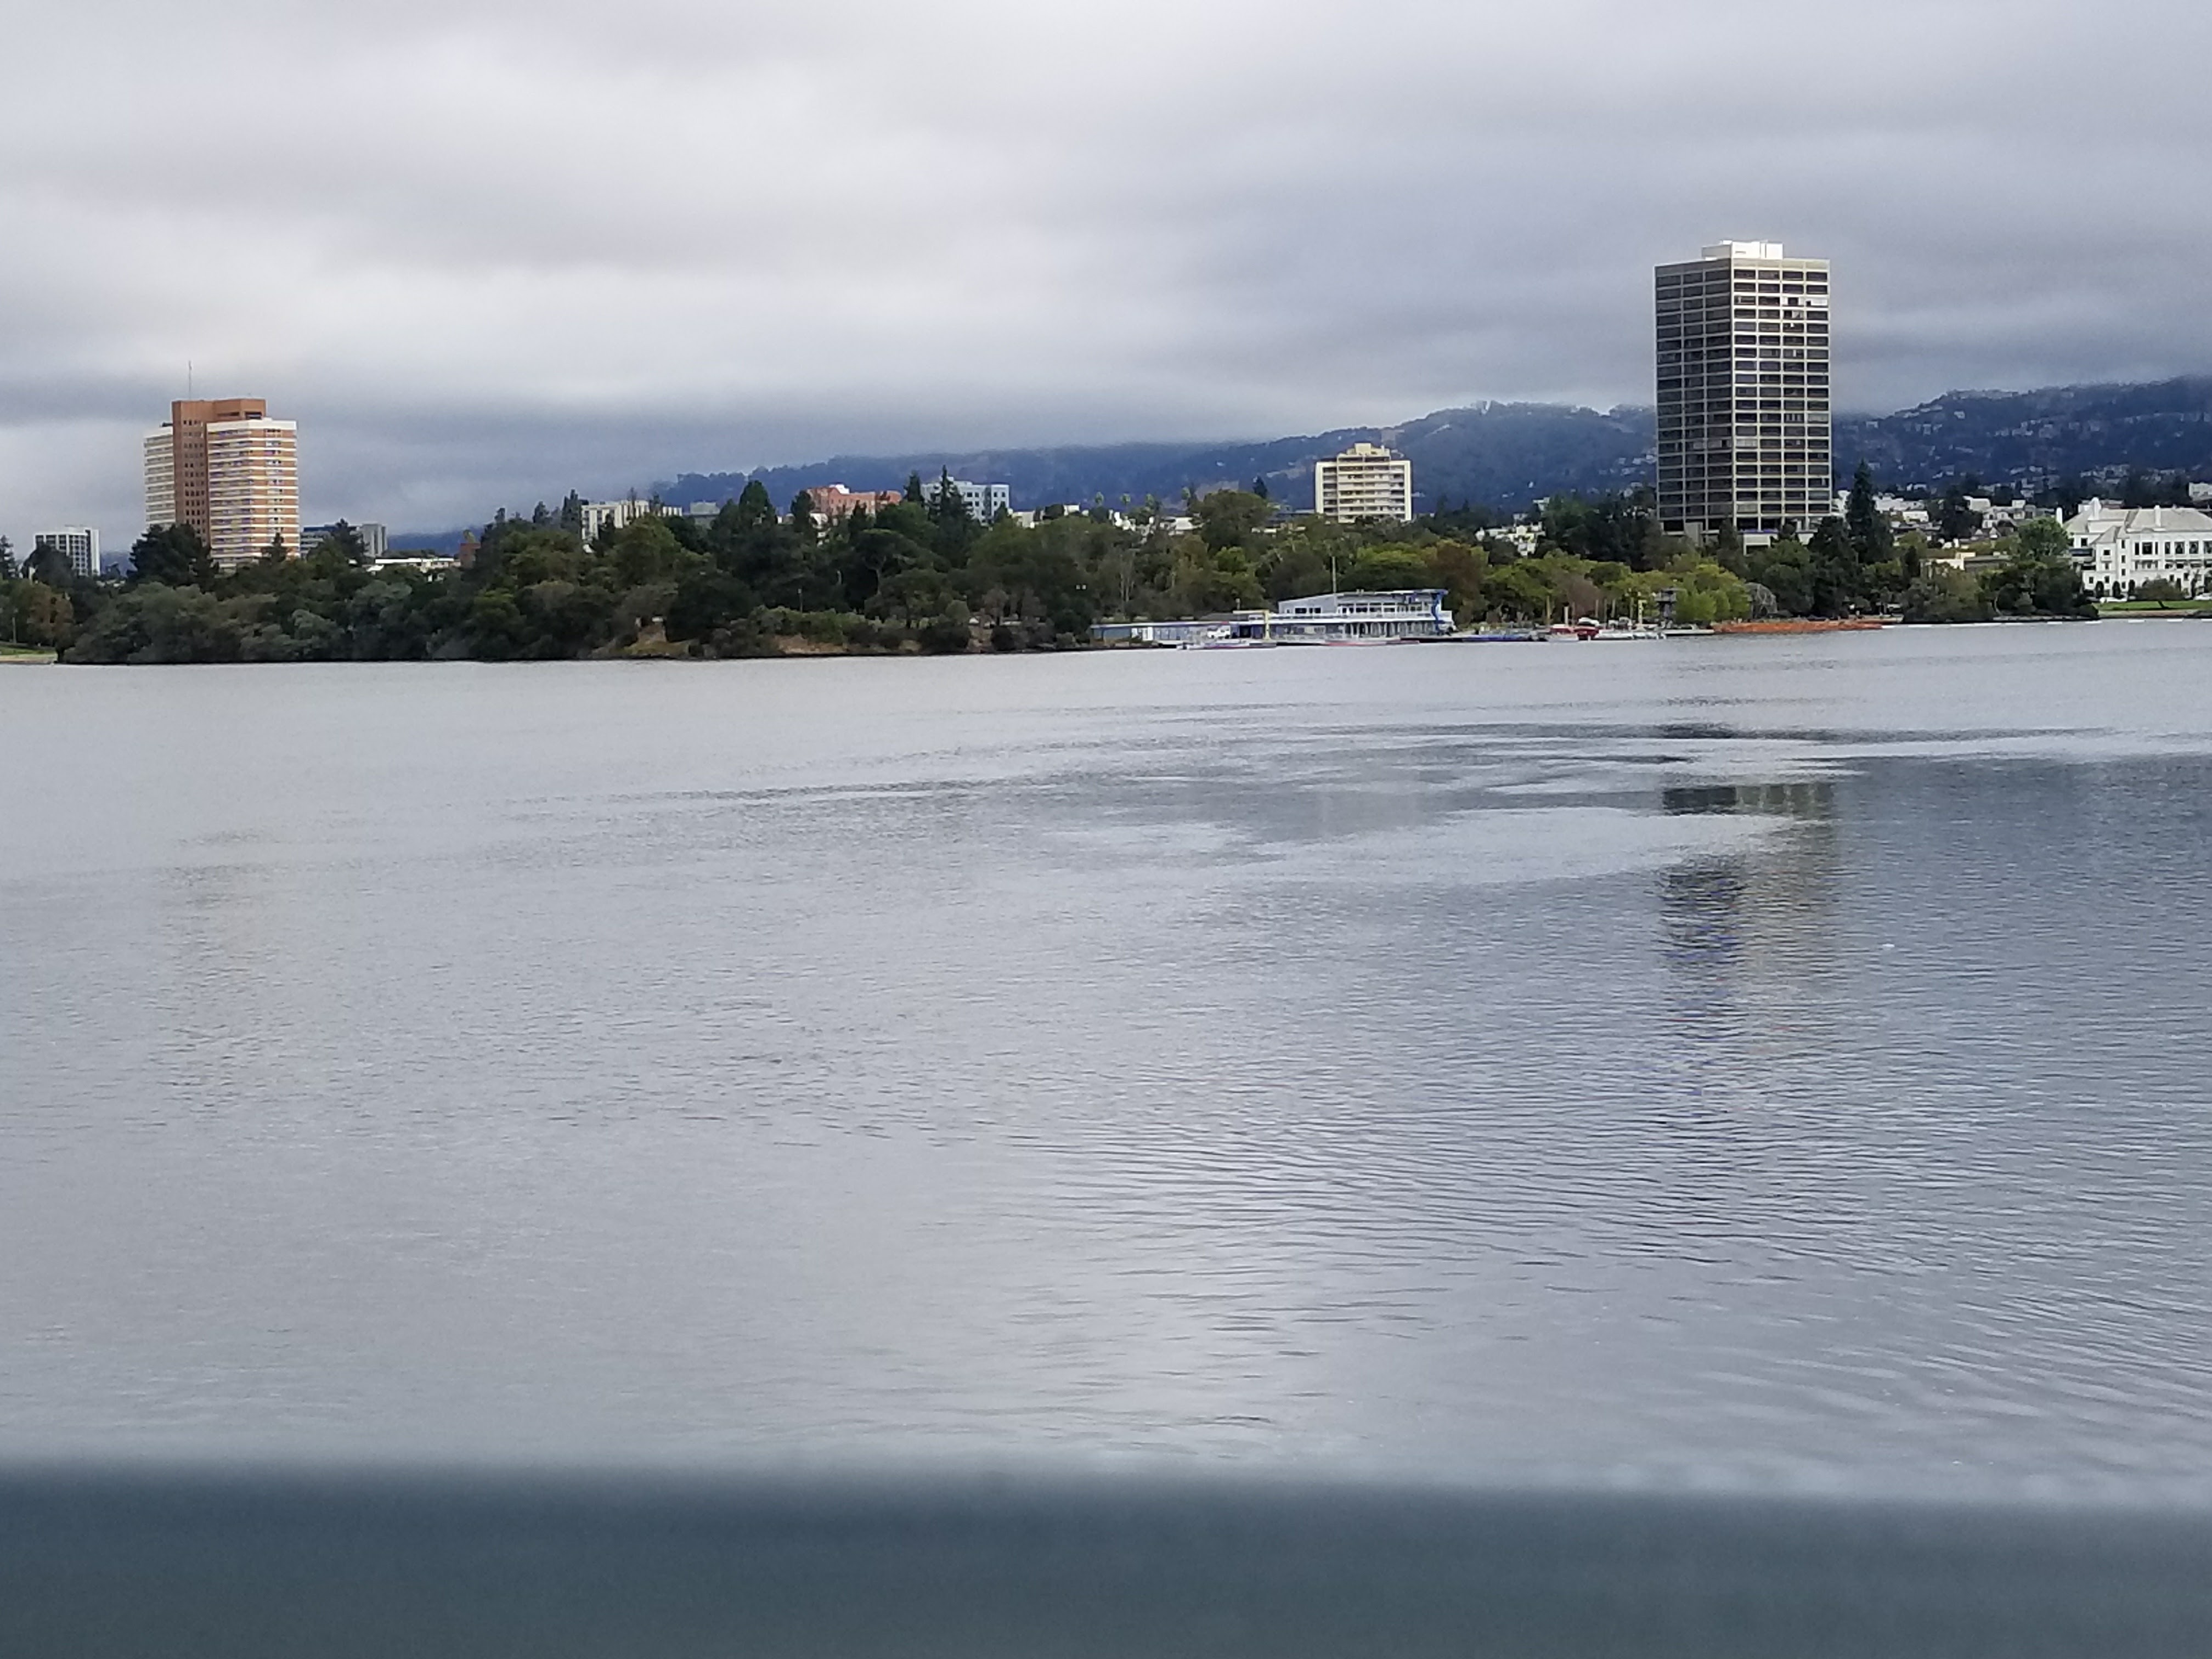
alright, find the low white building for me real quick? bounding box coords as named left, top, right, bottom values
left=1092, top=589, right=1452, bottom=644
left=1314, top=442, right=1414, bottom=523
left=1832, top=492, right=1932, bottom=528
left=2064, top=499, right=2212, bottom=596
left=579, top=498, right=676, bottom=541
left=1271, top=589, right=1451, bottom=637
left=298, top=522, right=388, bottom=560
left=933, top=477, right=1011, bottom=521
left=32, top=527, right=99, bottom=578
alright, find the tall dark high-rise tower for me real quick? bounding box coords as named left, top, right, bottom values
left=1655, top=241, right=1831, bottom=544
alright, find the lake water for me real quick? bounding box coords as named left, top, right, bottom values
left=4, top=623, right=2210, bottom=1504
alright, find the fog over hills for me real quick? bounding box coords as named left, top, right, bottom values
left=629, top=380, right=2212, bottom=528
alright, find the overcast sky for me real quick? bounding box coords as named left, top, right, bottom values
left=7, top=0, right=2212, bottom=543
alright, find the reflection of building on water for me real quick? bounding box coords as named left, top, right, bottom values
left=1656, top=780, right=1842, bottom=1094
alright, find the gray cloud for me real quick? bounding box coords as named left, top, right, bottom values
left=5, top=0, right=2211, bottom=544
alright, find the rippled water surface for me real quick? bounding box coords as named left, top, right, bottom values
left=4, top=624, right=2210, bottom=1499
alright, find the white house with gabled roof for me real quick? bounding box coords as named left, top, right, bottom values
left=2064, top=500, right=2212, bottom=596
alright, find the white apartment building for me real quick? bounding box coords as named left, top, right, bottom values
left=1314, top=443, right=1414, bottom=523
left=578, top=498, right=676, bottom=541
left=204, top=419, right=301, bottom=565
left=143, top=435, right=175, bottom=527
left=1656, top=241, right=1832, bottom=545
left=33, top=527, right=99, bottom=578
left=933, top=477, right=1011, bottom=521
left=298, top=522, right=388, bottom=560
left=2065, top=500, right=2212, bottom=596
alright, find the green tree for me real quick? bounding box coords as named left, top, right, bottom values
left=1983, top=525, right=2094, bottom=618
left=1900, top=569, right=1993, bottom=623
left=317, top=521, right=371, bottom=567
left=67, top=585, right=242, bottom=663
left=130, top=522, right=216, bottom=587
left=1807, top=517, right=1861, bottom=616
left=1845, top=462, right=1899, bottom=575
left=666, top=569, right=756, bottom=641
left=2014, top=516, right=2072, bottom=561
left=734, top=480, right=778, bottom=533
left=9, top=580, right=75, bottom=647
left=1541, top=492, right=1662, bottom=569
left=1483, top=561, right=1558, bottom=621
left=1934, top=487, right=1982, bottom=545
left=1707, top=520, right=1747, bottom=577
left=1425, top=539, right=1487, bottom=622
left=1344, top=546, right=1434, bottom=591
left=1193, top=489, right=1270, bottom=552
left=23, top=543, right=76, bottom=587
left=918, top=598, right=972, bottom=653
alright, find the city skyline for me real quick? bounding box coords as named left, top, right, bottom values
left=5, top=0, right=2212, bottom=544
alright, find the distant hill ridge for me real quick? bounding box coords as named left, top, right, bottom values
left=396, top=378, right=2212, bottom=545
left=658, top=402, right=1657, bottom=518
left=1833, top=377, right=2212, bottom=492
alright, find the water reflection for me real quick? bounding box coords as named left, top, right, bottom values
left=5, top=644, right=2212, bottom=1499
left=1656, top=781, right=1839, bottom=1110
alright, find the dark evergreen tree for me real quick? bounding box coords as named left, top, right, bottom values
left=1807, top=517, right=1861, bottom=616
left=23, top=543, right=75, bottom=587
left=734, top=480, right=778, bottom=532
left=129, top=522, right=216, bottom=586
left=1934, top=487, right=1982, bottom=545
left=1845, top=462, right=1895, bottom=571
left=317, top=521, right=370, bottom=566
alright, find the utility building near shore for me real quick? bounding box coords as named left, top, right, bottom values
left=1314, top=442, right=1414, bottom=523
left=1656, top=241, right=1831, bottom=546
left=144, top=398, right=302, bottom=569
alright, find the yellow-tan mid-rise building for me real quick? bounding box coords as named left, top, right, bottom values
left=1314, top=442, right=1414, bottom=523
left=143, top=398, right=301, bottom=568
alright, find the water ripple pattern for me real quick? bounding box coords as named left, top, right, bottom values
left=1, top=624, right=2209, bottom=1502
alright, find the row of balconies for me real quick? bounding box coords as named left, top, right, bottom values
left=1657, top=445, right=1833, bottom=455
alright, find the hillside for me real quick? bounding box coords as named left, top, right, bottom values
left=659, top=403, right=1656, bottom=517
left=1835, top=378, right=2212, bottom=493
left=386, top=379, right=2212, bottom=548
left=657, top=381, right=2212, bottom=519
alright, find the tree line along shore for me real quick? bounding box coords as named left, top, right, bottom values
left=1, top=467, right=2101, bottom=665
